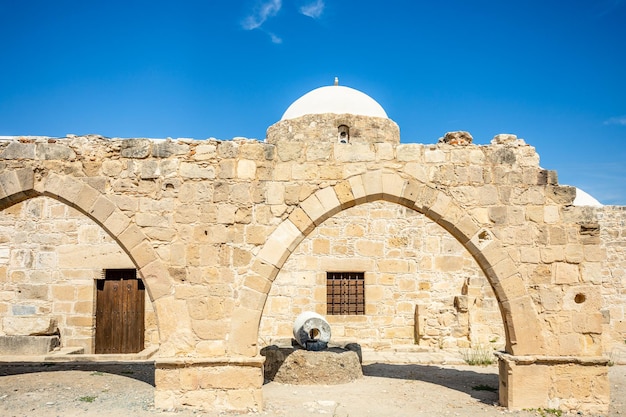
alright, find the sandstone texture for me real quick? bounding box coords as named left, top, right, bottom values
left=0, top=125, right=622, bottom=415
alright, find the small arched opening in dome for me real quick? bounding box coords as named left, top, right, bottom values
left=338, top=125, right=350, bottom=144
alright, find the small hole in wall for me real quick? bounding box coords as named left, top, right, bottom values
left=477, top=230, right=491, bottom=243
left=574, top=293, right=586, bottom=304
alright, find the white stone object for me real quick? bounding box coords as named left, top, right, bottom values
left=293, top=311, right=331, bottom=350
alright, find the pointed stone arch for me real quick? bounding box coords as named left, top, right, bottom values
left=231, top=170, right=545, bottom=357
left=0, top=168, right=183, bottom=348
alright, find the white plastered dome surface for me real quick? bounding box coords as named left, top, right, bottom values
left=281, top=85, right=388, bottom=120
left=574, top=187, right=603, bottom=207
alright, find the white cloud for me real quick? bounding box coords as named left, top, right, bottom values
left=269, top=32, right=283, bottom=44
left=300, top=0, right=325, bottom=19
left=603, top=115, right=626, bottom=126
left=241, top=0, right=282, bottom=30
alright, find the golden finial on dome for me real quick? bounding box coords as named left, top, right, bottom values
left=334, top=77, right=339, bottom=86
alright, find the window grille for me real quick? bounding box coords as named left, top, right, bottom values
left=326, top=272, right=365, bottom=315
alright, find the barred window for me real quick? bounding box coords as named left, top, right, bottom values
left=326, top=272, right=365, bottom=315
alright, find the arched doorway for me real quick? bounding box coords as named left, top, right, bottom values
left=0, top=195, right=157, bottom=354
left=259, top=200, right=506, bottom=354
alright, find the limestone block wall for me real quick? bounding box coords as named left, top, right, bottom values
left=266, top=114, right=400, bottom=144
left=260, top=201, right=505, bottom=350
left=0, top=196, right=157, bottom=353
left=0, top=133, right=619, bottom=413
left=598, top=206, right=626, bottom=360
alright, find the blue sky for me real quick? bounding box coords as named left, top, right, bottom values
left=1, top=1, right=625, bottom=204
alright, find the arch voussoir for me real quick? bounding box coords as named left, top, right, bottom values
left=381, top=172, right=406, bottom=203
left=0, top=167, right=35, bottom=208
left=398, top=178, right=425, bottom=209
left=42, top=173, right=84, bottom=207
left=73, top=183, right=101, bottom=212
left=257, top=219, right=304, bottom=268
left=501, top=297, right=546, bottom=354
left=287, top=207, right=315, bottom=235
left=118, top=223, right=147, bottom=253
left=140, top=260, right=174, bottom=301
left=130, top=241, right=159, bottom=270
left=314, top=186, right=342, bottom=218
left=413, top=183, right=439, bottom=212
left=300, top=193, right=329, bottom=226
left=424, top=191, right=454, bottom=222
left=361, top=170, right=383, bottom=201
left=333, top=180, right=356, bottom=209
left=347, top=175, right=367, bottom=204
left=250, top=259, right=280, bottom=283
left=448, top=213, right=481, bottom=245
left=88, top=195, right=117, bottom=224
left=102, top=209, right=132, bottom=236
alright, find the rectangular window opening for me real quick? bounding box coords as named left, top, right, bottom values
left=326, top=272, right=365, bottom=315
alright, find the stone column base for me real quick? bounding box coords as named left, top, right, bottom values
left=154, top=356, right=265, bottom=412
left=496, top=352, right=610, bottom=414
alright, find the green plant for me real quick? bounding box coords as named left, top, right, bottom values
left=472, top=384, right=497, bottom=392
left=462, top=345, right=494, bottom=366
left=90, top=371, right=104, bottom=376
left=78, top=396, right=97, bottom=403
left=523, top=408, right=562, bottom=417
left=121, top=370, right=134, bottom=375
left=538, top=408, right=562, bottom=417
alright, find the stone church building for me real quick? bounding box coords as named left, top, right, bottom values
left=0, top=81, right=625, bottom=414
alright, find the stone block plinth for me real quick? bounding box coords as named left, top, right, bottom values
left=496, top=352, right=610, bottom=414
left=261, top=343, right=363, bottom=384
left=154, top=356, right=264, bottom=412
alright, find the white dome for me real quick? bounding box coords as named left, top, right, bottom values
left=281, top=85, right=388, bottom=120
left=574, top=188, right=603, bottom=207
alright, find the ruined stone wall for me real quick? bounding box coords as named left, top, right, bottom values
left=0, top=196, right=158, bottom=353
left=260, top=201, right=505, bottom=351
left=598, top=206, right=626, bottom=361
left=0, top=134, right=616, bottom=413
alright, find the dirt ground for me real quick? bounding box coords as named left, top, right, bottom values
left=0, top=361, right=623, bottom=417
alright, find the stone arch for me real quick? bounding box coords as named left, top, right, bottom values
left=0, top=168, right=181, bottom=348
left=231, top=170, right=545, bottom=357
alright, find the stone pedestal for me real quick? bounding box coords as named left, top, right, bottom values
left=154, top=357, right=265, bottom=412
left=496, top=352, right=610, bottom=414
left=261, top=344, right=363, bottom=384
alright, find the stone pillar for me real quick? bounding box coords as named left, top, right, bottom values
left=154, top=357, right=265, bottom=412
left=496, top=353, right=610, bottom=414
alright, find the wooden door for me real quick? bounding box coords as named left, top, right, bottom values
left=95, top=269, right=145, bottom=354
